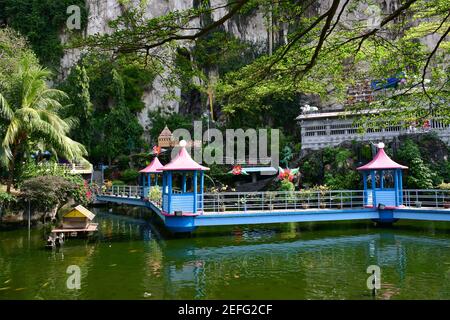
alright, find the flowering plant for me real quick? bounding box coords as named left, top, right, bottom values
left=278, top=167, right=299, bottom=182
left=152, top=146, right=161, bottom=155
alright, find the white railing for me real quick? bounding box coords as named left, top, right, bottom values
left=403, top=189, right=450, bottom=208
left=97, top=186, right=450, bottom=213
left=102, top=185, right=144, bottom=199
left=57, top=163, right=93, bottom=174
left=223, top=156, right=273, bottom=166
left=200, top=190, right=366, bottom=213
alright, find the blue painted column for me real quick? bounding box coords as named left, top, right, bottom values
left=394, top=169, right=399, bottom=206
left=155, top=174, right=158, bottom=186
left=363, top=171, right=367, bottom=206
left=200, top=171, right=204, bottom=211
left=371, top=170, right=377, bottom=207
left=398, top=170, right=403, bottom=205
left=193, top=170, right=198, bottom=213
left=162, top=173, right=166, bottom=194
left=147, top=173, right=151, bottom=189
left=182, top=173, right=186, bottom=193
left=167, top=171, right=172, bottom=214
left=380, top=170, right=384, bottom=189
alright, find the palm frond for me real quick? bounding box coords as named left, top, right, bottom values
left=0, top=93, right=14, bottom=120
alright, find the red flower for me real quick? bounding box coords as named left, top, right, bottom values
left=423, top=120, right=431, bottom=129
left=153, top=146, right=161, bottom=155
left=232, top=165, right=242, bottom=175
left=278, top=169, right=295, bottom=181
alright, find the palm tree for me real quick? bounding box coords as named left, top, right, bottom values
left=0, top=55, right=87, bottom=193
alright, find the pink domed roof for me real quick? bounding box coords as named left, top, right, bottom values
left=139, top=157, right=164, bottom=173
left=160, top=146, right=209, bottom=171
left=357, top=144, right=408, bottom=170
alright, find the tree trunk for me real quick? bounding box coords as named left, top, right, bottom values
left=6, top=157, right=15, bottom=193
left=6, top=141, right=21, bottom=194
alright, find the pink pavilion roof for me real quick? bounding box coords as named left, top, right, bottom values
left=139, top=157, right=164, bottom=173
left=159, top=147, right=209, bottom=171
left=357, top=146, right=408, bottom=170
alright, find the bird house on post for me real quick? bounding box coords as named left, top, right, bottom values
left=159, top=140, right=209, bottom=215
left=357, top=142, right=408, bottom=208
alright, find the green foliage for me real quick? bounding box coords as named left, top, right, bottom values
left=279, top=179, right=295, bottom=192
left=112, top=180, right=125, bottom=186
left=324, top=171, right=360, bottom=190
left=59, top=54, right=153, bottom=164
left=59, top=65, right=93, bottom=147
left=0, top=53, right=87, bottom=191
left=148, top=110, right=193, bottom=143
left=20, top=175, right=77, bottom=210
left=148, top=186, right=162, bottom=202
left=0, top=191, right=16, bottom=206
left=397, top=139, right=437, bottom=189
left=192, top=31, right=260, bottom=76
left=1, top=0, right=87, bottom=67
left=17, top=160, right=90, bottom=205
left=406, top=158, right=436, bottom=189
left=321, top=147, right=360, bottom=189
left=0, top=28, right=38, bottom=92
left=397, top=139, right=422, bottom=164
left=121, top=168, right=140, bottom=184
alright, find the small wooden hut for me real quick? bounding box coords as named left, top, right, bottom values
left=52, top=205, right=98, bottom=236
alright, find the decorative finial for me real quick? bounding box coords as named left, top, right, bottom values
left=377, top=142, right=385, bottom=149
left=179, top=140, right=187, bottom=147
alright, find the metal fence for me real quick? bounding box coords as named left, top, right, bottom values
left=97, top=186, right=450, bottom=213
left=201, top=190, right=366, bottom=213
left=403, top=189, right=450, bottom=208
left=102, top=185, right=144, bottom=199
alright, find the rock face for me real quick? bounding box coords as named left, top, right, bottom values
left=61, top=0, right=428, bottom=132
left=60, top=0, right=271, bottom=131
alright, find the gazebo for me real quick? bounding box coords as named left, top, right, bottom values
left=159, top=140, right=209, bottom=215
left=357, top=142, right=408, bottom=208
left=139, top=157, right=164, bottom=198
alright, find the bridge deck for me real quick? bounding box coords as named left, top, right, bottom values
left=95, top=189, right=450, bottom=233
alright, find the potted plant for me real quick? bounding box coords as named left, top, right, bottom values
left=148, top=186, right=162, bottom=205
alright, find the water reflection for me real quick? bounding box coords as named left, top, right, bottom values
left=0, top=208, right=449, bottom=300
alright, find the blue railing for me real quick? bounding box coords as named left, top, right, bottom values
left=200, top=190, right=366, bottom=213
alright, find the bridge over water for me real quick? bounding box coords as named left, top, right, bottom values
left=96, top=142, right=450, bottom=233
left=96, top=187, right=450, bottom=233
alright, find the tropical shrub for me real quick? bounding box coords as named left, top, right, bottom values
left=0, top=191, right=16, bottom=206
left=16, top=160, right=90, bottom=205
left=280, top=179, right=295, bottom=192
left=406, top=158, right=435, bottom=189
left=121, top=168, right=140, bottom=184
left=20, top=176, right=76, bottom=212
left=112, top=180, right=125, bottom=186
left=0, top=55, right=87, bottom=193
left=148, top=186, right=162, bottom=203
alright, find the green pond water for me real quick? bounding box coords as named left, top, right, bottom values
left=0, top=207, right=450, bottom=300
